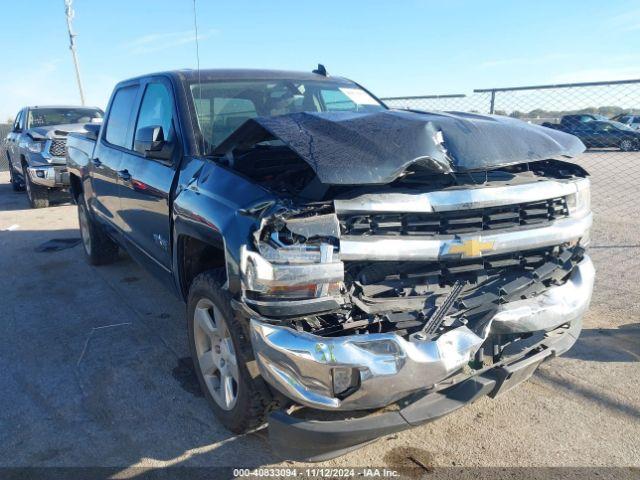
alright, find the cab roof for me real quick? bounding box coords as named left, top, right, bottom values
left=122, top=68, right=355, bottom=85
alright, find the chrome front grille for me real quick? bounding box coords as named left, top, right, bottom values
left=49, top=139, right=67, bottom=157
left=340, top=196, right=569, bottom=236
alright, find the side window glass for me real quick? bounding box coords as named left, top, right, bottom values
left=135, top=83, right=174, bottom=144
left=105, top=85, right=139, bottom=148
left=16, top=110, right=25, bottom=131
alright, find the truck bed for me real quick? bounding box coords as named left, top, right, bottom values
left=66, top=131, right=97, bottom=171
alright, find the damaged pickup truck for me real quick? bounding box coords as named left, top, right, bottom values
left=65, top=68, right=594, bottom=461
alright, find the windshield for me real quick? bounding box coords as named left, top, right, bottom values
left=189, top=79, right=386, bottom=150
left=28, top=108, right=103, bottom=128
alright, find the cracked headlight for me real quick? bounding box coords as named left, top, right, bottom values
left=241, top=212, right=344, bottom=300
left=241, top=244, right=343, bottom=299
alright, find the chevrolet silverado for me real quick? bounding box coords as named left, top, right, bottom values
left=65, top=68, right=594, bottom=461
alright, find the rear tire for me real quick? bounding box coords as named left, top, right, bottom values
left=620, top=139, right=634, bottom=152
left=77, top=193, right=119, bottom=265
left=23, top=165, right=49, bottom=208
left=188, top=269, right=279, bottom=433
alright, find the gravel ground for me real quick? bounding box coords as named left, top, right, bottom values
left=0, top=152, right=638, bottom=479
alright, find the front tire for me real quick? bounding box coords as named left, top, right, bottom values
left=9, top=161, right=24, bottom=192
left=77, top=193, right=119, bottom=265
left=188, top=269, right=277, bottom=433
left=23, top=165, right=49, bottom=208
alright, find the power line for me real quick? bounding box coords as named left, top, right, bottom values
left=64, top=0, right=86, bottom=105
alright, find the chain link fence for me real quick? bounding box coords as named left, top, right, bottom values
left=383, top=80, right=640, bottom=300
left=0, top=124, right=11, bottom=172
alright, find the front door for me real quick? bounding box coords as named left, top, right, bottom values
left=117, top=78, right=178, bottom=272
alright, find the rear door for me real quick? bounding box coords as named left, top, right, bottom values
left=116, top=77, right=179, bottom=274
left=90, top=84, right=140, bottom=223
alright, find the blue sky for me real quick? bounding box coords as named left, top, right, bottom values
left=1, top=0, right=639, bottom=120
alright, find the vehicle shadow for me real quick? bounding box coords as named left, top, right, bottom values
left=562, top=323, right=640, bottom=363
left=0, top=179, right=72, bottom=212
left=0, top=180, right=30, bottom=211
left=0, top=226, right=282, bottom=474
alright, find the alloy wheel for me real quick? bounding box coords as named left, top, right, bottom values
left=193, top=298, right=239, bottom=410
left=620, top=139, right=633, bottom=151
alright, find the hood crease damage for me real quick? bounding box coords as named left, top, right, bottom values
left=215, top=109, right=585, bottom=185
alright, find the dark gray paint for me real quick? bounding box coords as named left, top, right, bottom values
left=215, top=109, right=585, bottom=185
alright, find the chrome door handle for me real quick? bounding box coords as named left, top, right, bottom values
left=117, top=169, right=131, bottom=182
left=91, top=158, right=102, bottom=167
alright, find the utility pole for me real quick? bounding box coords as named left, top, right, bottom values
left=64, top=0, right=86, bottom=105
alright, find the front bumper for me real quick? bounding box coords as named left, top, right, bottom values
left=250, top=256, right=594, bottom=411
left=268, top=316, right=582, bottom=461
left=26, top=165, right=69, bottom=188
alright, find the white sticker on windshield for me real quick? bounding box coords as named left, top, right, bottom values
left=339, top=88, right=379, bottom=106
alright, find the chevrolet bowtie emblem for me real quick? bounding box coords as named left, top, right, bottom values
left=447, top=239, right=495, bottom=258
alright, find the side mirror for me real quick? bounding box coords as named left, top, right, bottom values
left=84, top=123, right=101, bottom=141
left=134, top=125, right=173, bottom=161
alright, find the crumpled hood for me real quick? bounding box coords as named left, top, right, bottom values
left=27, top=123, right=90, bottom=140
left=215, top=109, right=585, bottom=185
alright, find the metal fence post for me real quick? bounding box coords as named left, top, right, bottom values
left=489, top=90, right=496, bottom=114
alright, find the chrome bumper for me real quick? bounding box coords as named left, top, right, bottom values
left=27, top=165, right=68, bottom=188
left=250, top=256, right=594, bottom=411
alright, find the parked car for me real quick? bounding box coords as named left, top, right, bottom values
left=5, top=105, right=103, bottom=207
left=66, top=68, right=594, bottom=461
left=541, top=113, right=608, bottom=132
left=561, top=120, right=640, bottom=151
left=611, top=114, right=640, bottom=130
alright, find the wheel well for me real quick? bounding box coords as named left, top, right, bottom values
left=179, top=235, right=227, bottom=299
left=69, top=174, right=82, bottom=202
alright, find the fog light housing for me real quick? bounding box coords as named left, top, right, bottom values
left=36, top=170, right=45, bottom=178
left=332, top=367, right=359, bottom=397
